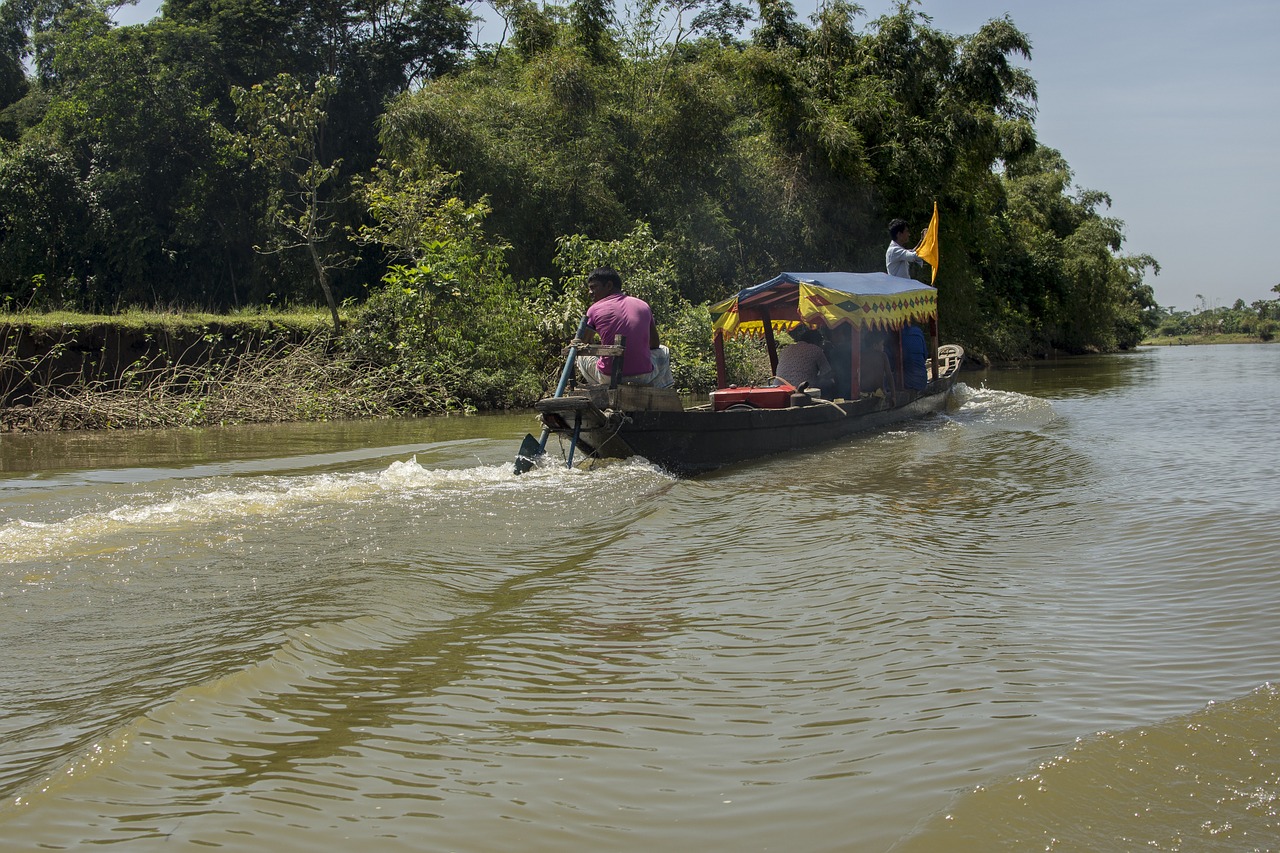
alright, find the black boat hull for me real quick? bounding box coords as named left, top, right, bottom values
left=538, top=378, right=956, bottom=476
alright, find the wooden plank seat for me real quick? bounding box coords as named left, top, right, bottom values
left=535, top=395, right=610, bottom=431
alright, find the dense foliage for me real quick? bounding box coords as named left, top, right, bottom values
left=1, top=0, right=1180, bottom=410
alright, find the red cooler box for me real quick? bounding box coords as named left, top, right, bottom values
left=710, top=384, right=794, bottom=411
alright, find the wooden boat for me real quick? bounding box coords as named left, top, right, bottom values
left=527, top=271, right=964, bottom=476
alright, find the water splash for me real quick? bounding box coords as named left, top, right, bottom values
left=945, top=381, right=1058, bottom=431
left=0, top=454, right=670, bottom=565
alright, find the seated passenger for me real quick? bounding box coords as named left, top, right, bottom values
left=823, top=325, right=858, bottom=399
left=575, top=267, right=673, bottom=388
left=859, top=329, right=895, bottom=398
left=901, top=323, right=928, bottom=390
left=775, top=326, right=835, bottom=396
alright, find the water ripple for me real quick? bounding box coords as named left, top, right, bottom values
left=3, top=348, right=1280, bottom=851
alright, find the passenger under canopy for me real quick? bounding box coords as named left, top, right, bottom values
left=708, top=271, right=940, bottom=395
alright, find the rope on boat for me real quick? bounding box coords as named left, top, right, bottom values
left=552, top=407, right=631, bottom=470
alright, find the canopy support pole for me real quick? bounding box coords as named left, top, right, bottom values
left=928, top=317, right=940, bottom=380
left=714, top=330, right=728, bottom=389
left=894, top=327, right=904, bottom=390
left=850, top=323, right=862, bottom=400
left=760, top=308, right=778, bottom=377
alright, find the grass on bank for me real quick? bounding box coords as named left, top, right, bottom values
left=1, top=306, right=339, bottom=334
left=1140, top=333, right=1276, bottom=346
left=2, top=301, right=762, bottom=432
left=0, top=306, right=451, bottom=432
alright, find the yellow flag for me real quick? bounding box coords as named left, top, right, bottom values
left=914, top=201, right=939, bottom=284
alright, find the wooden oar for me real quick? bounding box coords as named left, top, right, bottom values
left=514, top=316, right=589, bottom=475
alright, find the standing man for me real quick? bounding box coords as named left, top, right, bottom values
left=576, top=268, right=674, bottom=388
left=885, top=218, right=925, bottom=279
left=885, top=218, right=932, bottom=387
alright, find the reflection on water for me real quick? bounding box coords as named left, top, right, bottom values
left=1, top=344, right=1279, bottom=851
left=965, top=349, right=1158, bottom=399
left=0, top=411, right=525, bottom=483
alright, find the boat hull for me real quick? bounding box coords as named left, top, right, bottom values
left=538, top=378, right=956, bottom=477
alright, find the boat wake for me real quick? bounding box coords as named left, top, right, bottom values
left=944, top=381, right=1057, bottom=431
left=0, top=453, right=671, bottom=566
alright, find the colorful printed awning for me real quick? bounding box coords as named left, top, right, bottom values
left=711, top=272, right=938, bottom=340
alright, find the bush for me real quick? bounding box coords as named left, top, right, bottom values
left=346, top=162, right=551, bottom=409
left=662, top=302, right=717, bottom=392
left=346, top=266, right=547, bottom=410
left=661, top=301, right=769, bottom=392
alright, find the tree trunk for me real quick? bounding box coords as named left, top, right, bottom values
left=308, top=240, right=341, bottom=333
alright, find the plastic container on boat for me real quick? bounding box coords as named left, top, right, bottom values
left=710, top=385, right=794, bottom=411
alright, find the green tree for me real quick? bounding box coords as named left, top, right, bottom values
left=753, top=0, right=804, bottom=51
left=0, top=0, right=81, bottom=81
left=570, top=0, right=616, bottom=63
left=0, top=0, right=1164, bottom=373
left=346, top=160, right=548, bottom=409
left=163, top=0, right=470, bottom=174
left=997, top=145, right=1158, bottom=354
left=0, top=138, right=108, bottom=305
left=231, top=74, right=348, bottom=331
left=553, top=221, right=683, bottom=321
left=9, top=6, right=238, bottom=308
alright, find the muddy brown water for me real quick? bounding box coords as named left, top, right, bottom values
left=2, top=344, right=1278, bottom=851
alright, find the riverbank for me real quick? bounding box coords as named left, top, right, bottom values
left=1140, top=333, right=1276, bottom=346
left=0, top=308, right=460, bottom=432
left=7, top=307, right=1213, bottom=434
left=1, top=310, right=333, bottom=395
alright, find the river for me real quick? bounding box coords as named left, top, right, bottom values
left=1, top=343, right=1277, bottom=851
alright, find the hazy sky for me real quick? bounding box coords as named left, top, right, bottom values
left=861, top=0, right=1280, bottom=311
left=113, top=0, right=1278, bottom=310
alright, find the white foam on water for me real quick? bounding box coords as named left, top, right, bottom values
left=944, top=381, right=1058, bottom=430
left=0, top=454, right=670, bottom=566
left=1, top=386, right=1048, bottom=569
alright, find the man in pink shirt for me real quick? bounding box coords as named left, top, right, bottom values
left=576, top=268, right=673, bottom=387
